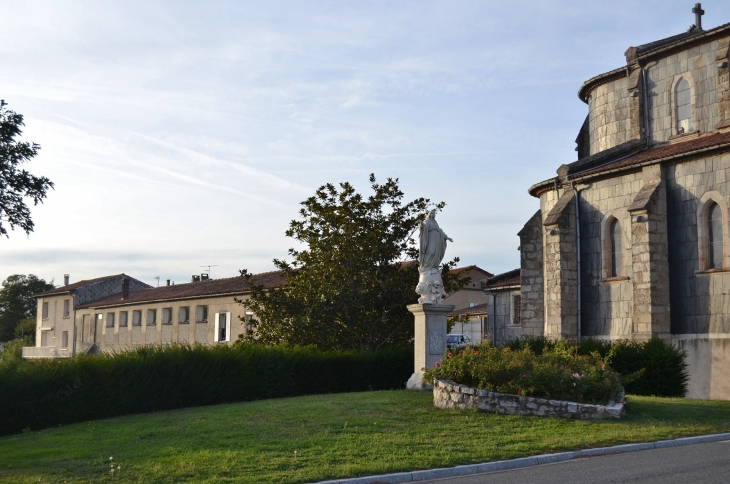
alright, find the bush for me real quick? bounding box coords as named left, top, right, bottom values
left=503, top=336, right=687, bottom=398
left=0, top=343, right=413, bottom=436
left=606, top=338, right=688, bottom=397
left=423, top=343, right=623, bottom=405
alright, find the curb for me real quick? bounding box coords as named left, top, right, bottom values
left=313, top=432, right=730, bottom=483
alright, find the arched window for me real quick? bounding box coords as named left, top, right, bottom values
left=610, top=219, right=622, bottom=277
left=709, top=202, right=724, bottom=269
left=676, top=78, right=692, bottom=133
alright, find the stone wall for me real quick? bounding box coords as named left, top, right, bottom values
left=519, top=210, right=544, bottom=335
left=646, top=39, right=724, bottom=143
left=666, top=153, right=730, bottom=334
left=588, top=77, right=635, bottom=155
left=433, top=379, right=624, bottom=420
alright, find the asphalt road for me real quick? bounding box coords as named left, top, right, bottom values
left=420, top=440, right=730, bottom=484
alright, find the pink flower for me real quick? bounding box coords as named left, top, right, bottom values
left=474, top=351, right=479, bottom=355
left=517, top=390, right=522, bottom=395
left=572, top=373, right=581, bottom=379
left=522, top=373, right=527, bottom=378
left=447, top=353, right=453, bottom=358
left=434, top=362, right=440, bottom=367
left=573, top=383, right=576, bottom=387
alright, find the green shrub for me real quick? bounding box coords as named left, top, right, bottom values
left=606, top=338, right=688, bottom=397
left=0, top=343, right=412, bottom=436
left=502, top=336, right=687, bottom=398
left=423, top=344, right=623, bottom=405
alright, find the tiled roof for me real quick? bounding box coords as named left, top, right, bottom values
left=485, top=269, right=521, bottom=290
left=75, top=271, right=286, bottom=309
left=450, top=265, right=494, bottom=278
left=449, top=303, right=489, bottom=317
left=572, top=132, right=730, bottom=179
left=35, top=274, right=127, bottom=297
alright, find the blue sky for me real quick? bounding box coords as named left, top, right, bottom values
left=2, top=0, right=729, bottom=287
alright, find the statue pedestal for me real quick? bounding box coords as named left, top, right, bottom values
left=406, top=303, right=455, bottom=390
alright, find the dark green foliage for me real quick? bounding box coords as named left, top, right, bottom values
left=0, top=343, right=412, bottom=436
left=606, top=338, right=688, bottom=397
left=0, top=274, right=55, bottom=341
left=503, top=336, right=687, bottom=397
left=0, top=100, right=54, bottom=237
left=239, top=174, right=468, bottom=350
left=424, top=344, right=623, bottom=405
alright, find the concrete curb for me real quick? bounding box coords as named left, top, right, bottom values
left=313, top=432, right=730, bottom=483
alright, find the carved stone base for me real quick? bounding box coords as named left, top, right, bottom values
left=406, top=303, right=455, bottom=391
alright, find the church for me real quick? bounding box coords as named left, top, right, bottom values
left=513, top=4, right=730, bottom=399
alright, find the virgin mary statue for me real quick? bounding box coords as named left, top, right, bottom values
left=418, top=210, right=451, bottom=270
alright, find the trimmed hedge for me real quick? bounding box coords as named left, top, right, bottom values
left=506, top=336, right=688, bottom=397
left=0, top=343, right=413, bottom=436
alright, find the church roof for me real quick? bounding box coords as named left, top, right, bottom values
left=529, top=131, right=730, bottom=196
left=577, top=20, right=730, bottom=103
left=75, top=271, right=286, bottom=309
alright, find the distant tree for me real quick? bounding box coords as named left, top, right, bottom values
left=0, top=275, right=54, bottom=341
left=0, top=100, right=54, bottom=237
left=238, top=175, right=469, bottom=351
left=14, top=317, right=37, bottom=344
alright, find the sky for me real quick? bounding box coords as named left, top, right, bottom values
left=2, top=0, right=730, bottom=288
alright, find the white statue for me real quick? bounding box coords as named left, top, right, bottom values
left=416, top=210, right=453, bottom=304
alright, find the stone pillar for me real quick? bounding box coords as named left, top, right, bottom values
left=542, top=190, right=579, bottom=339
left=628, top=164, right=670, bottom=339
left=518, top=210, right=545, bottom=336
left=406, top=303, right=455, bottom=390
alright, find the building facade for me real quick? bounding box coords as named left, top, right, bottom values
left=24, top=272, right=284, bottom=358
left=517, top=10, right=730, bottom=399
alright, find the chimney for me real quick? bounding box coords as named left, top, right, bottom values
left=201, top=273, right=209, bottom=281
left=166, top=279, right=170, bottom=286
left=192, top=275, right=200, bottom=283
left=64, top=274, right=70, bottom=286
left=121, top=278, right=129, bottom=300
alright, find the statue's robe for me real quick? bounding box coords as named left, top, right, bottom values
left=418, top=217, right=448, bottom=270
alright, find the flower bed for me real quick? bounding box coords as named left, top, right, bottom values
left=433, top=379, right=624, bottom=419
left=423, top=343, right=624, bottom=406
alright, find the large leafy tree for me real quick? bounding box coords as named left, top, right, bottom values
left=238, top=175, right=469, bottom=350
left=0, top=100, right=53, bottom=237
left=0, top=274, right=54, bottom=341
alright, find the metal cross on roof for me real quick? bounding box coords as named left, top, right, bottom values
left=693, top=3, right=704, bottom=30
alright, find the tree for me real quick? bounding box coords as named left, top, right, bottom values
left=0, top=100, right=54, bottom=237
left=238, top=175, right=469, bottom=350
left=0, top=275, right=54, bottom=341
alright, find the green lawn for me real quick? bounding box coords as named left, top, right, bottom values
left=1, top=391, right=730, bottom=484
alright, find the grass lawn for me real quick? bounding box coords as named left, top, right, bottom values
left=1, top=391, right=730, bottom=484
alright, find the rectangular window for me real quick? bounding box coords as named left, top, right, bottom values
left=62, top=331, right=69, bottom=349
left=179, top=306, right=190, bottom=323
left=42, top=302, right=49, bottom=320
left=106, top=313, right=115, bottom=328
left=133, top=310, right=142, bottom=326
left=81, top=314, right=89, bottom=342
left=214, top=312, right=230, bottom=342
left=63, top=299, right=70, bottom=318
left=469, top=302, right=477, bottom=308
left=162, top=308, right=172, bottom=324
left=196, top=305, right=208, bottom=322
left=512, top=296, right=522, bottom=325
left=147, top=309, right=157, bottom=325
left=119, top=311, right=128, bottom=327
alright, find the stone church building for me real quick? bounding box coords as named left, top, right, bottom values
left=515, top=6, right=730, bottom=399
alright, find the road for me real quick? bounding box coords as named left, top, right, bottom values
left=421, top=440, right=730, bottom=484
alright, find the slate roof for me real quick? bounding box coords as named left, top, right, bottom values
left=449, top=302, right=489, bottom=317
left=484, top=269, right=521, bottom=290
left=75, top=271, right=286, bottom=309
left=35, top=274, right=127, bottom=297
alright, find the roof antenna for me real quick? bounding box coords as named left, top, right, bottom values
left=154, top=276, right=160, bottom=287
left=200, top=265, right=218, bottom=278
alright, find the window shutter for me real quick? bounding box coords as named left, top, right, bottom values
left=213, top=312, right=220, bottom=342
left=225, top=312, right=231, bottom=342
